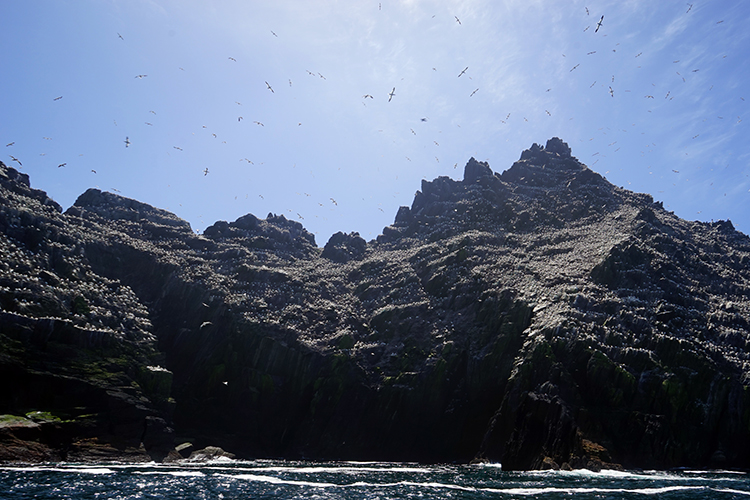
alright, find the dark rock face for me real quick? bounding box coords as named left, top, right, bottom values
left=322, top=232, right=366, bottom=262
left=1, top=138, right=749, bottom=470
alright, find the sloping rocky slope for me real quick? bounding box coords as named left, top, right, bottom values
left=1, top=138, right=749, bottom=470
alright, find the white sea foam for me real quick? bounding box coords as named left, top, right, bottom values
left=218, top=473, right=338, bottom=488
left=220, top=474, right=480, bottom=491
left=134, top=470, right=205, bottom=477
left=251, top=465, right=433, bottom=474
left=389, top=480, right=477, bottom=492
left=527, top=468, right=684, bottom=481
left=481, top=485, right=707, bottom=495
left=475, top=462, right=503, bottom=468
left=0, top=466, right=115, bottom=474
left=204, top=474, right=727, bottom=496
left=683, top=469, right=748, bottom=475
left=712, top=487, right=750, bottom=495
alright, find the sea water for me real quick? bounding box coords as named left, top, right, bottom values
left=1, top=460, right=749, bottom=499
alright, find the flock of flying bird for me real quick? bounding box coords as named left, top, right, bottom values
left=4, top=3, right=745, bottom=232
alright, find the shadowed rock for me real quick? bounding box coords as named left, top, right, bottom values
left=1, top=141, right=749, bottom=470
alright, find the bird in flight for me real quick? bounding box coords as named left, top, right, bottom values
left=455, top=16, right=461, bottom=25
left=595, top=15, right=604, bottom=32
left=253, top=121, right=264, bottom=126
left=91, top=169, right=97, bottom=173
left=458, top=66, right=468, bottom=77
left=6, top=142, right=14, bottom=147
left=9, top=155, right=22, bottom=166
left=609, top=86, right=614, bottom=97
left=145, top=122, right=153, bottom=126
left=686, top=3, right=693, bottom=13
left=238, top=116, right=243, bottom=121
left=53, top=96, right=62, bottom=101
left=228, top=57, right=236, bottom=62
left=174, top=146, right=183, bottom=151
left=388, top=87, right=396, bottom=102
left=470, top=88, right=479, bottom=97
left=265, top=81, right=274, bottom=93
left=271, top=30, right=278, bottom=37
left=330, top=198, right=337, bottom=205
left=363, top=94, right=373, bottom=99
left=421, top=117, right=428, bottom=122
left=570, top=64, right=580, bottom=71
left=117, top=33, right=124, bottom=40
left=57, top=163, right=66, bottom=168
left=124, top=137, right=131, bottom=147
left=135, top=74, right=147, bottom=78
left=203, top=168, right=209, bottom=176
left=585, top=7, right=589, bottom=15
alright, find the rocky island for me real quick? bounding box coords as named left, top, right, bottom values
left=1, top=138, right=749, bottom=470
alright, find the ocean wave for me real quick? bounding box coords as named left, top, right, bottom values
left=711, top=488, right=750, bottom=495
left=211, top=473, right=727, bottom=496
left=524, top=467, right=736, bottom=482
left=244, top=465, right=434, bottom=474
left=218, top=474, right=478, bottom=491
left=133, top=470, right=205, bottom=477
left=682, top=470, right=748, bottom=475
left=217, top=473, right=338, bottom=487
left=481, top=485, right=708, bottom=495
left=0, top=466, right=115, bottom=475
left=475, top=462, right=503, bottom=468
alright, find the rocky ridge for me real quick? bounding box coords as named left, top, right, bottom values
left=1, top=137, right=749, bottom=470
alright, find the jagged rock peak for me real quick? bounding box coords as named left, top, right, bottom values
left=322, top=231, right=367, bottom=262
left=204, top=211, right=317, bottom=251
left=519, top=137, right=574, bottom=162
left=0, top=160, right=63, bottom=213
left=463, top=157, right=494, bottom=184
left=0, top=160, right=30, bottom=187
left=68, top=188, right=191, bottom=229
left=545, top=137, right=572, bottom=157
left=500, top=138, right=604, bottom=190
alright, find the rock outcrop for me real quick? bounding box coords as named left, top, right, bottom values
left=1, top=137, right=749, bottom=470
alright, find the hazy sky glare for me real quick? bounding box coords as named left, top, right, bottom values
left=1, top=0, right=748, bottom=245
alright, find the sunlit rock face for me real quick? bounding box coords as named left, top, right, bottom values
left=1, top=138, right=750, bottom=470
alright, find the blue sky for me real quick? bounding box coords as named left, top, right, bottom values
left=2, top=0, right=748, bottom=245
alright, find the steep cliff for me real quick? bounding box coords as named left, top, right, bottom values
left=1, top=137, right=749, bottom=469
